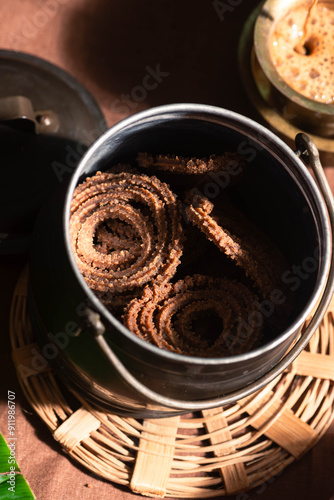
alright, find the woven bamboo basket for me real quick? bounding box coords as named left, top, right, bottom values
left=10, top=268, right=334, bottom=498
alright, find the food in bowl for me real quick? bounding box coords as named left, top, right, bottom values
left=69, top=151, right=292, bottom=357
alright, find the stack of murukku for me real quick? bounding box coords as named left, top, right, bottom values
left=69, top=151, right=290, bottom=357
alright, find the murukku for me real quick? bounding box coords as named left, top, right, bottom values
left=70, top=148, right=291, bottom=356
left=185, top=194, right=288, bottom=299
left=137, top=152, right=246, bottom=176
left=123, top=275, right=263, bottom=357
left=69, top=170, right=184, bottom=305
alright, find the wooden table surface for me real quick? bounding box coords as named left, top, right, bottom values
left=0, top=1, right=333, bottom=499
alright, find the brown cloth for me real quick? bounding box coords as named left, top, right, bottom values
left=1, top=1, right=334, bottom=499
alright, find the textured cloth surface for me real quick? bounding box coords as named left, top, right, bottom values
left=0, top=1, right=334, bottom=499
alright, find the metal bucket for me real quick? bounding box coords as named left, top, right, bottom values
left=28, top=104, right=334, bottom=417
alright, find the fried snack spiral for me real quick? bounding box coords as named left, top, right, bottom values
left=137, top=152, right=246, bottom=175
left=185, top=194, right=288, bottom=299
left=69, top=171, right=183, bottom=301
left=123, top=275, right=263, bottom=357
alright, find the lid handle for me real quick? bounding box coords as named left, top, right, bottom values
left=0, top=95, right=59, bottom=133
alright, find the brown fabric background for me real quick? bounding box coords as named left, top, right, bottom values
left=0, top=0, right=334, bottom=499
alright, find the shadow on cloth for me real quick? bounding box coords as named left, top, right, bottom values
left=60, top=0, right=252, bottom=112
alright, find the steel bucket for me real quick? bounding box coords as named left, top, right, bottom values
left=28, top=104, right=334, bottom=417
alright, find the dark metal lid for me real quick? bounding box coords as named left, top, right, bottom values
left=0, top=50, right=107, bottom=255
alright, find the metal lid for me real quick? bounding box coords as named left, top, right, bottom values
left=0, top=50, right=107, bottom=254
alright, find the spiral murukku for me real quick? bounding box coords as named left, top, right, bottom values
left=137, top=152, right=246, bottom=176
left=123, top=275, right=263, bottom=357
left=185, top=194, right=288, bottom=299
left=69, top=170, right=184, bottom=302
left=70, top=148, right=291, bottom=356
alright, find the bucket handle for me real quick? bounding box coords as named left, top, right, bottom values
left=89, top=133, right=334, bottom=411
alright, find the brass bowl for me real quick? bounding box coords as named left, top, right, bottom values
left=253, top=0, right=334, bottom=138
